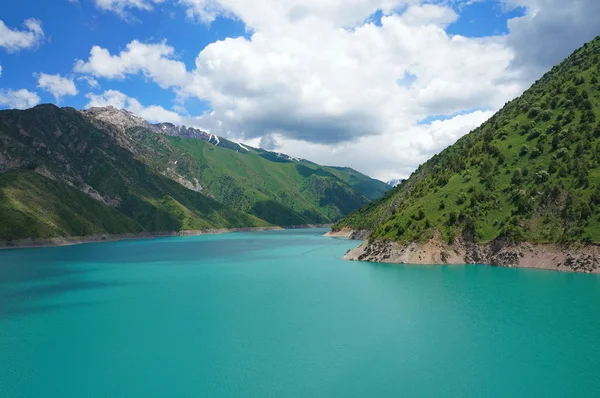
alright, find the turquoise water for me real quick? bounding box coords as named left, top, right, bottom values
left=1, top=229, right=600, bottom=397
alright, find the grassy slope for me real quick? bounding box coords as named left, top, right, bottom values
left=0, top=172, right=142, bottom=240
left=127, top=129, right=387, bottom=225
left=0, top=106, right=269, bottom=240
left=322, top=166, right=389, bottom=201
left=335, top=36, right=600, bottom=244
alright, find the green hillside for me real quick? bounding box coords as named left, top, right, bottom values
left=0, top=104, right=387, bottom=240
left=335, top=36, right=600, bottom=245
left=0, top=172, right=143, bottom=240
left=0, top=105, right=268, bottom=240
left=123, top=127, right=388, bottom=225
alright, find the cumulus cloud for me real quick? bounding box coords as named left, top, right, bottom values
left=36, top=73, right=78, bottom=102
left=180, top=0, right=403, bottom=27
left=180, top=5, right=520, bottom=145
left=0, top=89, right=41, bottom=109
left=0, top=18, right=44, bottom=52
left=260, top=109, right=495, bottom=181
left=74, top=40, right=189, bottom=88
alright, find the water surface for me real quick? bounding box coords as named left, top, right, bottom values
left=1, top=229, right=599, bottom=397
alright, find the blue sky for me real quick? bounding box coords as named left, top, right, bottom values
left=0, top=0, right=598, bottom=180
left=1, top=1, right=247, bottom=113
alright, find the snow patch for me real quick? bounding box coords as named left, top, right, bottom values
left=237, top=142, right=249, bottom=151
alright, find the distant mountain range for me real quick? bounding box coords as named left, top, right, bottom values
left=0, top=105, right=389, bottom=241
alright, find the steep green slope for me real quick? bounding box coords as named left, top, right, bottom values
left=124, top=128, right=385, bottom=224
left=324, top=166, right=390, bottom=201
left=335, top=36, right=600, bottom=244
left=0, top=172, right=143, bottom=240
left=0, top=105, right=269, bottom=240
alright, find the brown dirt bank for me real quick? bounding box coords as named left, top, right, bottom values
left=339, top=230, right=600, bottom=274
left=324, top=227, right=370, bottom=240
left=0, top=224, right=332, bottom=250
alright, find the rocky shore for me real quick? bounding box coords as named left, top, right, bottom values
left=324, top=227, right=370, bottom=240
left=0, top=225, right=332, bottom=250
left=338, top=230, right=600, bottom=274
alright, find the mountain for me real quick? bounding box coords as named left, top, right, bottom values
left=0, top=105, right=388, bottom=241
left=0, top=105, right=270, bottom=241
left=386, top=179, right=404, bottom=187
left=83, top=107, right=389, bottom=225
left=333, top=36, right=600, bottom=273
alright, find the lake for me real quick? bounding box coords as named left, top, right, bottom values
left=1, top=228, right=600, bottom=397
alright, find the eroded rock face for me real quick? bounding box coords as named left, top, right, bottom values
left=83, top=106, right=151, bottom=132
left=357, top=240, right=393, bottom=261
left=344, top=235, right=600, bottom=274
left=490, top=249, right=521, bottom=267
left=559, top=253, right=599, bottom=273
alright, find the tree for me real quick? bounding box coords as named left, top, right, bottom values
left=581, top=203, right=592, bottom=220
left=447, top=212, right=458, bottom=225
left=534, top=170, right=549, bottom=183
left=576, top=167, right=589, bottom=187
left=511, top=168, right=522, bottom=185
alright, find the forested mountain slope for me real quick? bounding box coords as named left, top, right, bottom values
left=83, top=108, right=388, bottom=225
left=0, top=104, right=387, bottom=241
left=0, top=105, right=267, bottom=240
left=334, top=37, right=600, bottom=271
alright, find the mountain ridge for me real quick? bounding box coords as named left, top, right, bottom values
left=0, top=104, right=388, bottom=241
left=82, top=106, right=389, bottom=224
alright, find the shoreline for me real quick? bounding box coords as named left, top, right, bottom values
left=335, top=229, right=600, bottom=274
left=324, top=227, right=370, bottom=240
left=0, top=224, right=332, bottom=250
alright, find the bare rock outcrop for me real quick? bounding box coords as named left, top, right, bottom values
left=343, top=233, right=600, bottom=274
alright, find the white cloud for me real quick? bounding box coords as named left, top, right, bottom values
left=0, top=89, right=41, bottom=110
left=0, top=18, right=44, bottom=52
left=93, top=0, right=165, bottom=18
left=85, top=89, right=187, bottom=124
left=74, top=40, right=189, bottom=88
left=36, top=73, right=78, bottom=102
left=178, top=5, right=519, bottom=145
left=254, top=109, right=495, bottom=181
left=179, top=0, right=404, bottom=27
left=0, top=65, right=2, bottom=78
left=77, top=75, right=101, bottom=89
